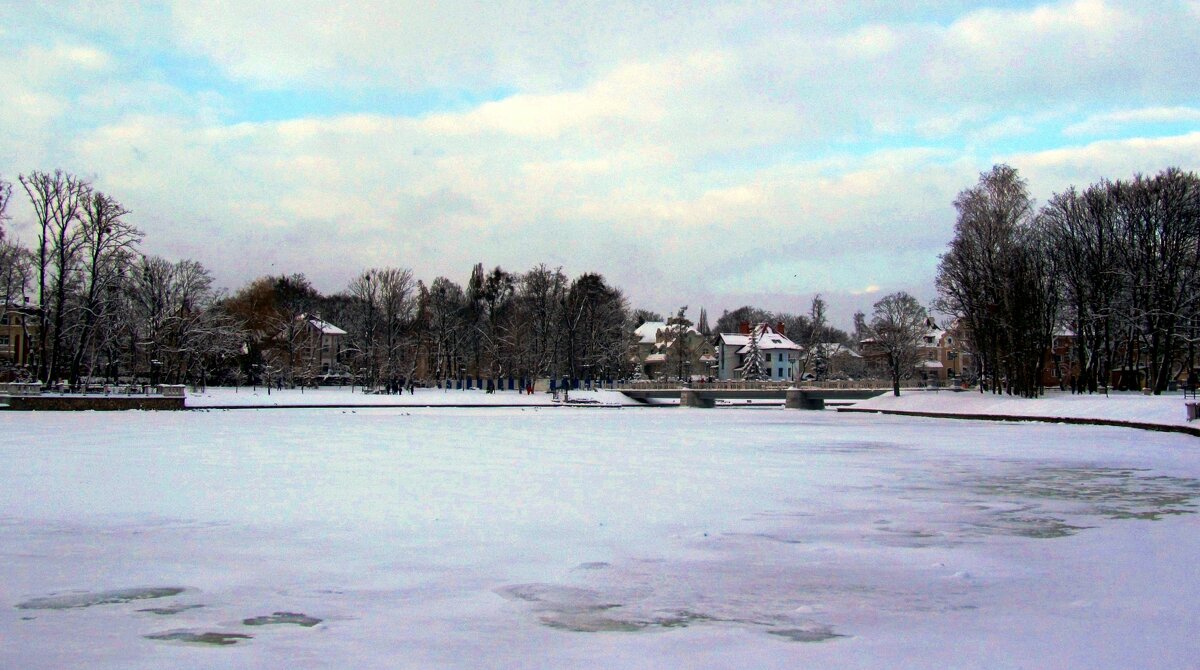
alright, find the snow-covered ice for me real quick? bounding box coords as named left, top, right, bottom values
left=186, top=385, right=640, bottom=407
left=1, top=406, right=1197, bottom=668
left=854, top=387, right=1197, bottom=427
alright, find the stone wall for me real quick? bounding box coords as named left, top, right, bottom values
left=4, top=395, right=185, bottom=411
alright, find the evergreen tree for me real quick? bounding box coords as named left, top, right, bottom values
left=741, top=323, right=768, bottom=381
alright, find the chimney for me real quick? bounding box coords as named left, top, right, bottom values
left=739, top=321, right=750, bottom=335
left=776, top=321, right=786, bottom=336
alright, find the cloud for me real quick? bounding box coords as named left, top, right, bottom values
left=1064, top=106, right=1200, bottom=136
left=3, top=0, right=1200, bottom=329
left=1001, top=131, right=1200, bottom=196
left=166, top=0, right=740, bottom=91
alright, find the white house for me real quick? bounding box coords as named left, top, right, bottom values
left=715, top=323, right=802, bottom=381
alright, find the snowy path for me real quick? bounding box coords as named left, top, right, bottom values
left=1, top=409, right=1197, bottom=668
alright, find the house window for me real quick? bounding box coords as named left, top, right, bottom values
left=0, top=335, right=8, bottom=346
left=777, top=368, right=783, bottom=378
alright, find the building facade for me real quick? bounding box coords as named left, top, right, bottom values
left=716, top=322, right=801, bottom=381
left=0, top=303, right=38, bottom=376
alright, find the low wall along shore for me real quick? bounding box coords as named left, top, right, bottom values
left=4, top=395, right=186, bottom=411
left=0, top=384, right=187, bottom=411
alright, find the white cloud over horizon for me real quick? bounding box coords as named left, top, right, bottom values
left=2, top=0, right=1199, bottom=329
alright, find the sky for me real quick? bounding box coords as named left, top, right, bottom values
left=2, top=0, right=1199, bottom=329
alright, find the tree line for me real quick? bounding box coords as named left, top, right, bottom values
left=0, top=170, right=634, bottom=388
left=937, top=165, right=1200, bottom=397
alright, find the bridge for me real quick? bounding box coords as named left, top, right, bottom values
left=615, top=383, right=888, bottom=409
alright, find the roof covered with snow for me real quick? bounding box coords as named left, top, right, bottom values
left=307, top=317, right=347, bottom=336
left=634, top=321, right=667, bottom=344
left=733, top=328, right=801, bottom=354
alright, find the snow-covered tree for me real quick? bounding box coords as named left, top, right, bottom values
left=741, top=323, right=768, bottom=381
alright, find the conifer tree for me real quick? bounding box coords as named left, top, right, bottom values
left=741, top=323, right=768, bottom=381
left=697, top=307, right=710, bottom=336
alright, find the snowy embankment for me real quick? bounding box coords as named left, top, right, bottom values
left=186, top=385, right=642, bottom=408
left=848, top=388, right=1198, bottom=433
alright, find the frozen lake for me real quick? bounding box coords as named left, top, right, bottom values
left=2, top=407, right=1198, bottom=668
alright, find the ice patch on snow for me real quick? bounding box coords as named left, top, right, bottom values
left=16, top=587, right=188, bottom=610
left=144, top=629, right=252, bottom=646
left=242, top=611, right=322, bottom=627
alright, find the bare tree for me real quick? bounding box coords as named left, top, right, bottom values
left=561, top=273, right=629, bottom=380
left=1111, top=169, right=1200, bottom=393
left=425, top=276, right=467, bottom=380
left=1041, top=183, right=1122, bottom=393
left=348, top=269, right=382, bottom=388
left=20, top=170, right=91, bottom=382
left=0, top=240, right=33, bottom=306
left=869, top=292, right=927, bottom=396
left=936, top=164, right=1040, bottom=394
left=517, top=265, right=567, bottom=378
left=0, top=177, right=12, bottom=240
left=377, top=267, right=415, bottom=385
left=68, top=192, right=141, bottom=384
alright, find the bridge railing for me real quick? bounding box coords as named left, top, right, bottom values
left=611, top=379, right=944, bottom=392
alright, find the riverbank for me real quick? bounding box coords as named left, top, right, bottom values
left=843, top=388, right=1200, bottom=437
left=186, top=385, right=640, bottom=408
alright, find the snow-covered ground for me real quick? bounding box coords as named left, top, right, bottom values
left=186, top=385, right=640, bottom=408
left=853, top=388, right=1197, bottom=428
left=2, top=407, right=1198, bottom=668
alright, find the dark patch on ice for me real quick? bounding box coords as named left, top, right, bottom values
left=145, top=629, right=252, bottom=646
left=242, top=611, right=322, bottom=627
left=768, top=625, right=847, bottom=642
left=966, top=466, right=1200, bottom=533
left=497, top=583, right=606, bottom=605
left=137, top=603, right=204, bottom=615
left=873, top=525, right=958, bottom=548
left=813, top=440, right=906, bottom=455
left=574, top=562, right=610, bottom=570
left=499, top=583, right=713, bottom=634
left=539, top=613, right=646, bottom=633
left=16, top=587, right=187, bottom=610
left=724, top=531, right=807, bottom=545
left=972, top=515, right=1091, bottom=539
left=541, top=608, right=718, bottom=633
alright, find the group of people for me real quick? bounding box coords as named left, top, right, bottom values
left=481, top=379, right=537, bottom=394
left=382, top=379, right=415, bottom=395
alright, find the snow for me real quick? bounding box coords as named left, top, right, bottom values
left=634, top=321, right=667, bottom=345
left=186, top=386, right=641, bottom=408
left=306, top=317, right=347, bottom=336
left=853, top=387, right=1198, bottom=428
left=1, top=405, right=1198, bottom=668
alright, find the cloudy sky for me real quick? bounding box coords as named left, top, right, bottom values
left=3, top=0, right=1199, bottom=327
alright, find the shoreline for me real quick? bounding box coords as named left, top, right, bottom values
left=837, top=406, right=1200, bottom=438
